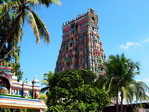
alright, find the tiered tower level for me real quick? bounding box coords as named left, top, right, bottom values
left=55, top=9, right=105, bottom=77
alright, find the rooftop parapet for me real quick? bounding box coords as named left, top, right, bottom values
left=63, top=8, right=96, bottom=28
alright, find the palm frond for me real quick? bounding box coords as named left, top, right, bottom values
left=12, top=16, right=24, bottom=43
left=41, top=79, right=49, bottom=86
left=123, top=85, right=135, bottom=104
left=132, top=81, right=149, bottom=103
left=28, top=10, right=40, bottom=44
left=27, top=0, right=40, bottom=6
left=0, top=2, right=12, bottom=12
left=40, top=86, right=49, bottom=93
left=28, top=9, right=50, bottom=44
left=102, top=53, right=149, bottom=107
left=39, top=0, right=61, bottom=7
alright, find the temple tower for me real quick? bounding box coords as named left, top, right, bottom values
left=55, top=9, right=105, bottom=78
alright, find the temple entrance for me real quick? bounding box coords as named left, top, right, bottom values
left=0, top=77, right=10, bottom=94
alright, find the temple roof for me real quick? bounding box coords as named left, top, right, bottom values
left=0, top=95, right=47, bottom=110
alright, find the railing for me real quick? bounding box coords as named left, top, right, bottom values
left=0, top=94, right=33, bottom=99
left=0, top=59, right=12, bottom=67
left=0, top=94, right=22, bottom=98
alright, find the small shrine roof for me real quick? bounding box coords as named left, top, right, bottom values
left=0, top=95, right=47, bottom=110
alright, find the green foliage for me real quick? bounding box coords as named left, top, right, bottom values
left=97, top=53, right=149, bottom=112
left=75, top=85, right=110, bottom=110
left=39, top=94, right=47, bottom=103
left=13, top=63, right=23, bottom=81
left=78, top=69, right=96, bottom=84
left=55, top=70, right=84, bottom=89
left=42, top=70, right=110, bottom=112
left=0, top=2, right=23, bottom=58
left=41, top=71, right=54, bottom=93
left=0, top=60, right=23, bottom=81
left=19, top=109, right=27, bottom=112
left=0, top=0, right=61, bottom=51
left=49, top=105, right=65, bottom=112
left=66, top=101, right=86, bottom=112
left=0, top=0, right=23, bottom=80
left=2, top=108, right=10, bottom=112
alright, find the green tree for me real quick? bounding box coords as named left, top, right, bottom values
left=0, top=44, right=23, bottom=81
left=44, top=70, right=110, bottom=112
left=0, top=0, right=60, bottom=51
left=41, top=71, right=54, bottom=93
left=47, top=85, right=110, bottom=112
left=0, top=2, right=23, bottom=80
left=46, top=70, right=84, bottom=106
left=78, top=69, right=96, bottom=85
left=75, top=85, right=110, bottom=111
left=0, top=8, right=22, bottom=59
left=97, top=54, right=149, bottom=112
left=48, top=105, right=65, bottom=112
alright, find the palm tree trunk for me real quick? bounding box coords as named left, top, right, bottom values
left=4, top=47, right=14, bottom=58
left=0, top=13, right=22, bottom=52
left=120, top=91, right=124, bottom=112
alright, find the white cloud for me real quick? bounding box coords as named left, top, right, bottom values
left=120, top=42, right=140, bottom=50
left=120, top=38, right=149, bottom=50
left=142, top=38, right=149, bottom=44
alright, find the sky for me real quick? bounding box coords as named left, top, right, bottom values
left=20, top=0, right=149, bottom=86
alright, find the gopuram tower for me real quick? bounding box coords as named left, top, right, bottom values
left=55, top=9, right=105, bottom=78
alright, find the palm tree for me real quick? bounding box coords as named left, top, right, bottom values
left=0, top=8, right=21, bottom=58
left=41, top=71, right=54, bottom=93
left=0, top=13, right=23, bottom=81
left=0, top=0, right=60, bottom=52
left=97, top=54, right=149, bottom=112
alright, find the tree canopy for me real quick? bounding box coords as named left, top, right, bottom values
left=42, top=69, right=110, bottom=112
left=96, top=53, right=149, bottom=112
left=0, top=0, right=60, bottom=51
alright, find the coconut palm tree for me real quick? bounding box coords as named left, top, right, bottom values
left=0, top=0, right=60, bottom=52
left=0, top=8, right=20, bottom=58
left=97, top=54, right=149, bottom=112
left=41, top=71, right=54, bottom=93
left=0, top=12, right=23, bottom=80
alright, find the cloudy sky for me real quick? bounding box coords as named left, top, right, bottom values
left=20, top=0, right=149, bottom=86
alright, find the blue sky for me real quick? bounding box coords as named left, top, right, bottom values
left=20, top=0, right=149, bottom=86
